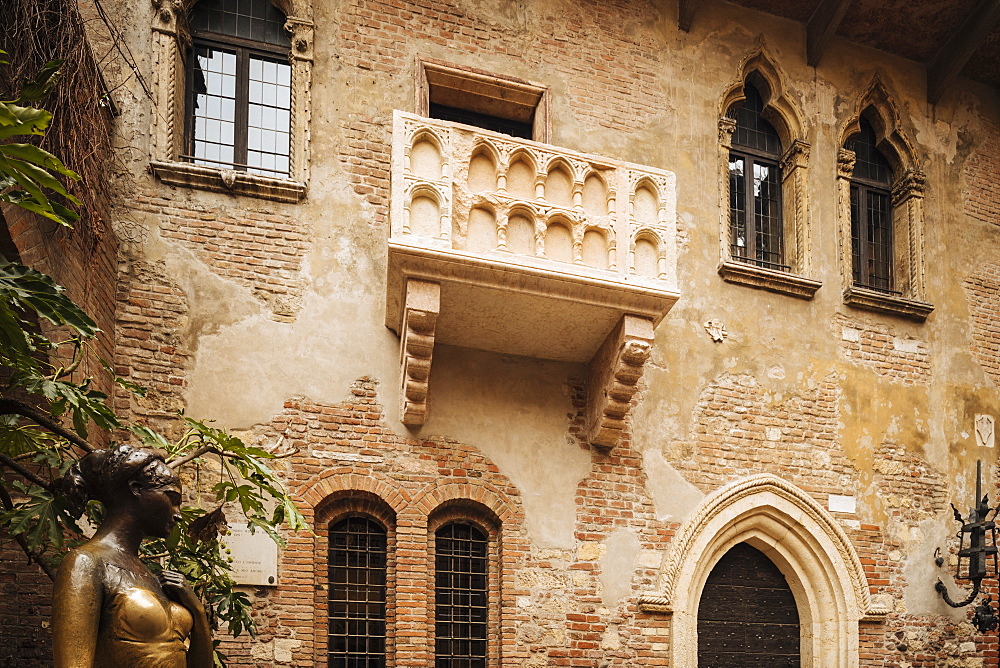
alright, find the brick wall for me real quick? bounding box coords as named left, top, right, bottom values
left=964, top=261, right=1000, bottom=388
left=835, top=315, right=931, bottom=385
left=963, top=126, right=1000, bottom=227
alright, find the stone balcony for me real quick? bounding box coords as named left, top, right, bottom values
left=386, top=111, right=681, bottom=446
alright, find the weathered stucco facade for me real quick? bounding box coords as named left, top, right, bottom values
left=4, top=0, right=1000, bottom=665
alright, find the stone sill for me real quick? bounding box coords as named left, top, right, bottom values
left=843, top=286, right=934, bottom=322
left=150, top=160, right=306, bottom=203
left=718, top=260, right=821, bottom=299
left=386, top=241, right=680, bottom=363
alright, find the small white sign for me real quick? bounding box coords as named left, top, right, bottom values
left=828, top=494, right=857, bottom=514
left=976, top=415, right=995, bottom=449
left=223, top=522, right=279, bottom=586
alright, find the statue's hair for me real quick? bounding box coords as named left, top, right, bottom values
left=63, top=444, right=176, bottom=516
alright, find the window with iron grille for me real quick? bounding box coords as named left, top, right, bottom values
left=728, top=82, right=785, bottom=270
left=328, top=516, right=387, bottom=668
left=186, top=0, right=292, bottom=177
left=848, top=118, right=895, bottom=293
left=435, top=522, right=489, bottom=668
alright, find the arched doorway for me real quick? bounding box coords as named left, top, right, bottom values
left=698, top=542, right=799, bottom=667
left=639, top=474, right=890, bottom=667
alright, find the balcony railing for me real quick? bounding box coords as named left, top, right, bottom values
left=385, top=111, right=681, bottom=443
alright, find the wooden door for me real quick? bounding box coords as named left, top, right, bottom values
left=697, top=542, right=800, bottom=668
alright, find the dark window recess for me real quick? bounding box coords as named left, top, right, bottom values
left=727, top=82, right=786, bottom=271
left=328, top=516, right=387, bottom=668
left=848, top=118, right=896, bottom=293
left=430, top=103, right=533, bottom=140
left=435, top=522, right=489, bottom=668
left=186, top=0, right=291, bottom=177
left=698, top=542, right=800, bottom=668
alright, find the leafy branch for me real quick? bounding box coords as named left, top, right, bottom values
left=0, top=57, right=309, bottom=664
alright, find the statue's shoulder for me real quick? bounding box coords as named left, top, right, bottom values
left=57, top=545, right=105, bottom=582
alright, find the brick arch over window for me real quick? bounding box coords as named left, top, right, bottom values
left=716, top=45, right=818, bottom=298
left=300, top=477, right=407, bottom=667
left=149, top=0, right=313, bottom=201
left=836, top=75, right=932, bottom=320
left=638, top=474, right=889, bottom=668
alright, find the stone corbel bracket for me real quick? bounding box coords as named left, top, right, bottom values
left=400, top=280, right=440, bottom=426
left=585, top=314, right=655, bottom=449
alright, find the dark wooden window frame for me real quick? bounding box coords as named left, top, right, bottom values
left=184, top=31, right=290, bottom=174
left=848, top=120, right=897, bottom=295
left=728, top=144, right=785, bottom=270
left=727, top=82, right=787, bottom=272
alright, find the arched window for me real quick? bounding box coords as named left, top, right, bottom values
left=186, top=0, right=292, bottom=177
left=727, top=81, right=784, bottom=270
left=328, top=516, right=388, bottom=667
left=435, top=522, right=489, bottom=667
left=847, top=117, right=894, bottom=293
left=698, top=542, right=800, bottom=667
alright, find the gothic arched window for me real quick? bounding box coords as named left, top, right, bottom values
left=847, top=117, right=895, bottom=293
left=727, top=81, right=784, bottom=270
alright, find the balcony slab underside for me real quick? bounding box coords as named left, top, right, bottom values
left=386, top=241, right=680, bottom=363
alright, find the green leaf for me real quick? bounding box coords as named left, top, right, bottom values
left=0, top=260, right=98, bottom=337
left=16, top=60, right=64, bottom=103
left=0, top=144, right=78, bottom=179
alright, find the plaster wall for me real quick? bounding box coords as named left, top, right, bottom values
left=87, top=0, right=1000, bottom=664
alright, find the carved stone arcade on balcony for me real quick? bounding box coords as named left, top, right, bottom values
left=386, top=112, right=681, bottom=447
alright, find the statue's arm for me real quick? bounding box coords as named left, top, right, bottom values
left=159, top=570, right=213, bottom=668
left=52, top=550, right=102, bottom=668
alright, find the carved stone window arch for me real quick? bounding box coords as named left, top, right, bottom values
left=716, top=47, right=820, bottom=299
left=149, top=0, right=312, bottom=202
left=637, top=474, right=890, bottom=667
left=837, top=76, right=933, bottom=321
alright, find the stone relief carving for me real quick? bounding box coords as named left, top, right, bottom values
left=392, top=111, right=676, bottom=283
left=976, top=414, right=995, bottom=448
left=703, top=320, right=727, bottom=342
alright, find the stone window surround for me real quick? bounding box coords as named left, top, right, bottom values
left=148, top=0, right=313, bottom=203
left=717, top=46, right=821, bottom=299
left=415, top=58, right=551, bottom=143
left=307, top=480, right=511, bottom=666
left=836, top=77, right=933, bottom=322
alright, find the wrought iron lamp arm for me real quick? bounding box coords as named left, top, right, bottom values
left=935, top=577, right=982, bottom=608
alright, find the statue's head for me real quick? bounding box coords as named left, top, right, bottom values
left=65, top=444, right=182, bottom=538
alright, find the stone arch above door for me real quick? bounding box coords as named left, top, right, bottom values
left=638, top=474, right=890, bottom=667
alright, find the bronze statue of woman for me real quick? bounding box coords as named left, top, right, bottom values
left=52, top=444, right=213, bottom=667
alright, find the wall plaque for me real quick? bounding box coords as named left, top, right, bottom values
left=223, top=522, right=279, bottom=586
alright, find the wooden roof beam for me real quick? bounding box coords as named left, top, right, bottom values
left=806, top=0, right=853, bottom=67
left=679, top=0, right=700, bottom=32
left=927, top=0, right=1000, bottom=104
